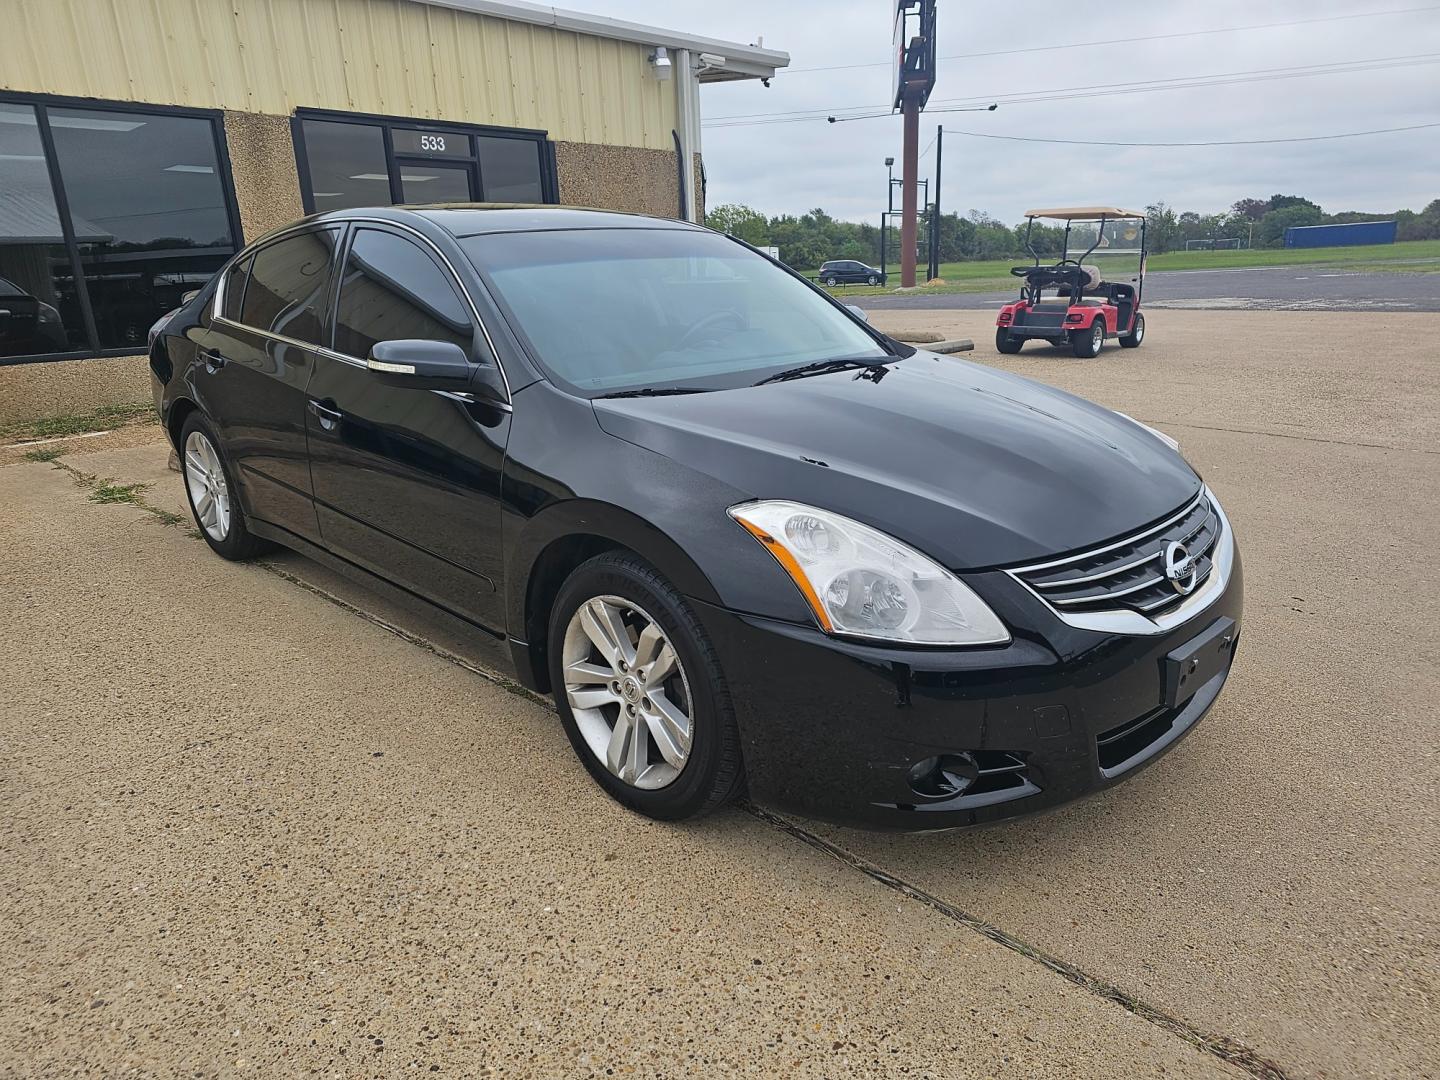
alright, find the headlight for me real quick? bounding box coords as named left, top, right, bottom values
left=728, top=500, right=1010, bottom=646
left=1114, top=411, right=1180, bottom=453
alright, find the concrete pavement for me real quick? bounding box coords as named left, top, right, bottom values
left=3, top=309, right=1436, bottom=1077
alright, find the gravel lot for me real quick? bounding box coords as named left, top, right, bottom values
left=2, top=309, right=1436, bottom=1078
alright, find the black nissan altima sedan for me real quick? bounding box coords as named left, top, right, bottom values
left=149, top=205, right=1242, bottom=829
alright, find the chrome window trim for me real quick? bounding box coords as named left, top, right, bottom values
left=1004, top=487, right=1234, bottom=636
left=210, top=215, right=511, bottom=403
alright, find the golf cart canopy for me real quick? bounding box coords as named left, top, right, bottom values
left=1024, top=207, right=1146, bottom=220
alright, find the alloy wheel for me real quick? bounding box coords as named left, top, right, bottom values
left=184, top=430, right=231, bottom=541
left=562, top=595, right=693, bottom=790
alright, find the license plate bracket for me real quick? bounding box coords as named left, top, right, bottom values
left=1162, top=616, right=1237, bottom=709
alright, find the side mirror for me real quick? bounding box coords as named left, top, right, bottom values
left=367, top=339, right=473, bottom=391
left=181, top=289, right=201, bottom=305
left=846, top=304, right=869, bottom=323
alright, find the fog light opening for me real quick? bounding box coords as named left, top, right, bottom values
left=907, top=752, right=981, bottom=799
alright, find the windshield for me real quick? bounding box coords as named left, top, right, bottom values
left=460, top=228, right=889, bottom=395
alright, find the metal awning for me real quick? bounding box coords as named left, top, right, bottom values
left=417, top=0, right=790, bottom=82
left=1024, top=207, right=1147, bottom=221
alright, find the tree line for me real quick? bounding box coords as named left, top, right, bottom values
left=705, top=195, right=1440, bottom=271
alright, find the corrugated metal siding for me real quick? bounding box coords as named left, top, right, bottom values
left=0, top=0, right=677, bottom=149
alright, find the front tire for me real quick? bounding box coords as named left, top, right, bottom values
left=995, top=328, right=1023, bottom=354
left=179, top=413, right=270, bottom=560
left=867, top=274, right=878, bottom=285
left=548, top=552, right=744, bottom=821
left=1119, top=311, right=1145, bottom=348
left=1071, top=319, right=1104, bottom=358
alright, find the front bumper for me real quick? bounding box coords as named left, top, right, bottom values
left=693, top=548, right=1243, bottom=830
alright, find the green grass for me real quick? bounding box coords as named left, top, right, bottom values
left=22, top=446, right=65, bottom=463
left=811, top=239, right=1440, bottom=296
left=89, top=481, right=150, bottom=506
left=1, top=401, right=153, bottom=442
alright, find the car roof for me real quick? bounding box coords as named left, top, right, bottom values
left=289, top=203, right=706, bottom=239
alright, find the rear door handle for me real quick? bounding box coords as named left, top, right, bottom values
left=200, top=347, right=227, bottom=372
left=308, top=398, right=342, bottom=430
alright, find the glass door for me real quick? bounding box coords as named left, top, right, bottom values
left=396, top=160, right=476, bottom=205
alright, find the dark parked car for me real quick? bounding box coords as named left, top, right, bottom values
left=0, top=275, right=69, bottom=357
left=818, top=259, right=885, bottom=286
left=150, top=206, right=1242, bottom=829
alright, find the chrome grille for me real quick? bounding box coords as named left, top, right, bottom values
left=1010, top=492, right=1221, bottom=621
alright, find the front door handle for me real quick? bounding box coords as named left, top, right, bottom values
left=308, top=398, right=343, bottom=431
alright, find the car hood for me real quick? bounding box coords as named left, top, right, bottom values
left=592, top=352, right=1201, bottom=570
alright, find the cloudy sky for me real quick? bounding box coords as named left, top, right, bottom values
left=577, top=0, right=1440, bottom=225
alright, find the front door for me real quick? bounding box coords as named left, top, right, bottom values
left=396, top=160, right=476, bottom=204
left=306, top=224, right=510, bottom=631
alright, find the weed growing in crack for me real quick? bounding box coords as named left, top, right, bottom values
left=90, top=481, right=151, bottom=506
left=23, top=446, right=65, bottom=463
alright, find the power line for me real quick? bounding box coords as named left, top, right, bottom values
left=783, top=5, right=1440, bottom=74
left=937, top=121, right=1440, bottom=148
left=703, top=54, right=1440, bottom=128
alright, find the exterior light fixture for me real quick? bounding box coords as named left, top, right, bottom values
left=650, top=46, right=672, bottom=80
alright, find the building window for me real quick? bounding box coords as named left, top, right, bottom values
left=295, top=112, right=554, bottom=214
left=0, top=95, right=240, bottom=364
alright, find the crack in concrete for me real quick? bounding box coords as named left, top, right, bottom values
left=1137, top=419, right=1436, bottom=455
left=744, top=803, right=1292, bottom=1080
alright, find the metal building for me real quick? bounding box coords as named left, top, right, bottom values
left=1283, top=221, right=1398, bottom=248
left=0, top=0, right=787, bottom=420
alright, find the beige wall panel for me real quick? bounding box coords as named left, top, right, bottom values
left=223, top=112, right=307, bottom=242
left=0, top=0, right=678, bottom=149
left=0, top=356, right=150, bottom=427
left=554, top=141, right=682, bottom=220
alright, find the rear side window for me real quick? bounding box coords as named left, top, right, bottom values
left=219, top=253, right=252, bottom=321
left=239, top=228, right=340, bottom=344
left=333, top=228, right=472, bottom=360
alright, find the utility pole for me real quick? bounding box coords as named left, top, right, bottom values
left=928, top=124, right=943, bottom=282
left=891, top=0, right=936, bottom=289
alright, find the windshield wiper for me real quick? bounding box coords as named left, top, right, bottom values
left=753, top=357, right=890, bottom=386
left=593, top=386, right=713, bottom=400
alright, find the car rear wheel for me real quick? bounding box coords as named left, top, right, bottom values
left=1119, top=311, right=1145, bottom=348
left=179, top=413, right=270, bottom=560
left=548, top=551, right=744, bottom=820
left=1071, top=319, right=1104, bottom=358
left=823, top=276, right=838, bottom=286
left=995, top=328, right=1023, bottom=354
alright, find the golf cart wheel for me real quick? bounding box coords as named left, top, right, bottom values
left=1071, top=320, right=1104, bottom=359
left=995, top=328, right=1023, bottom=354
left=1119, top=312, right=1145, bottom=348
left=548, top=551, right=744, bottom=821
left=867, top=274, right=878, bottom=285
left=823, top=276, right=838, bottom=286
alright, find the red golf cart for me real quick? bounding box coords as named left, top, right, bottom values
left=996, top=207, right=1147, bottom=358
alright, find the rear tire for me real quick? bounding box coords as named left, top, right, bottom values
left=1071, top=319, right=1104, bottom=359
left=179, top=412, right=271, bottom=561
left=823, top=276, right=838, bottom=286
left=1119, top=311, right=1145, bottom=348
left=995, top=328, right=1023, bottom=354
left=548, top=552, right=744, bottom=821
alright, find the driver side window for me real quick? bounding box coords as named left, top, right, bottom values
left=332, top=229, right=473, bottom=359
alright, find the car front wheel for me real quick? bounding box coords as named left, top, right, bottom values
left=1119, top=311, right=1145, bottom=348
left=548, top=551, right=744, bottom=820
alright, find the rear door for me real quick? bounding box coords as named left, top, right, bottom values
left=306, top=224, right=510, bottom=631
left=203, top=227, right=341, bottom=542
